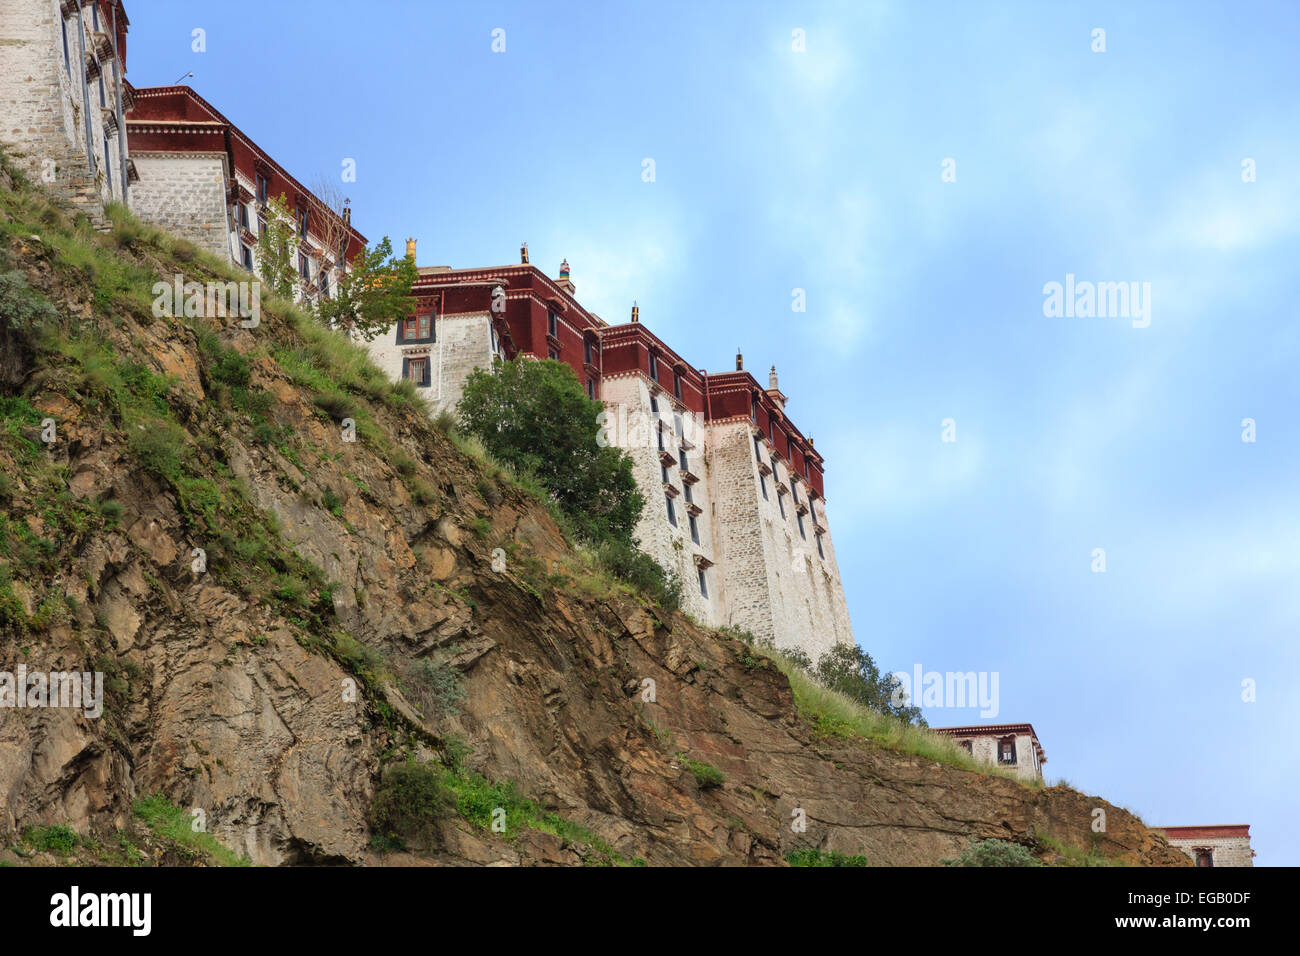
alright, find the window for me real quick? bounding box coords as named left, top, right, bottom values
left=402, top=356, right=430, bottom=388
left=318, top=270, right=331, bottom=299
left=661, top=463, right=669, bottom=484
left=673, top=371, right=682, bottom=400
left=998, top=737, right=1017, bottom=765
left=682, top=481, right=692, bottom=504
left=680, top=447, right=689, bottom=473
left=587, top=378, right=596, bottom=399
left=816, top=533, right=824, bottom=559
left=657, top=423, right=664, bottom=452
left=91, top=4, right=99, bottom=29
left=796, top=513, right=806, bottom=539
left=688, top=514, right=699, bottom=544
left=547, top=347, right=559, bottom=361
left=62, top=19, right=70, bottom=74
left=777, top=491, right=786, bottom=519
left=805, top=460, right=811, bottom=479
left=298, top=252, right=310, bottom=279
left=648, top=352, right=658, bottom=382
left=240, top=245, right=253, bottom=271
left=697, top=568, right=708, bottom=598
left=257, top=213, right=267, bottom=236
left=789, top=478, right=799, bottom=503
left=759, top=473, right=768, bottom=499
left=665, top=494, right=676, bottom=527
left=102, top=137, right=111, bottom=187
left=649, top=395, right=659, bottom=414
left=491, top=326, right=500, bottom=355
left=754, top=436, right=763, bottom=462
left=417, top=314, right=432, bottom=339
left=298, top=206, right=308, bottom=237
left=257, top=173, right=269, bottom=204
left=547, top=309, right=557, bottom=336
left=1194, top=850, right=1214, bottom=868
left=238, top=202, right=250, bottom=230
left=750, top=393, right=758, bottom=423
left=584, top=338, right=593, bottom=364
left=960, top=740, right=972, bottom=754
left=98, top=76, right=106, bottom=108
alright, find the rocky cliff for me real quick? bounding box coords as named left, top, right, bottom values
left=0, top=156, right=1189, bottom=867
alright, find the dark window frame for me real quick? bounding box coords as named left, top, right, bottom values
left=400, top=355, right=431, bottom=388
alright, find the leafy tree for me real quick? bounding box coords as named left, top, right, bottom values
left=315, top=236, right=417, bottom=342
left=254, top=193, right=299, bottom=299
left=810, top=643, right=925, bottom=726
left=457, top=357, right=644, bottom=545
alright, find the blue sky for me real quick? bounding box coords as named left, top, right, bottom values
left=126, top=1, right=1299, bottom=865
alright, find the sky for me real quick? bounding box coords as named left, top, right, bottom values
left=124, top=1, right=1299, bottom=865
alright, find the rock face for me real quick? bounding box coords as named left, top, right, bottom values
left=0, top=164, right=1189, bottom=867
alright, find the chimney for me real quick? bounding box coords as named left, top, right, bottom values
left=342, top=203, right=352, bottom=226
left=520, top=241, right=529, bottom=264
left=631, top=301, right=639, bottom=323
left=736, top=348, right=743, bottom=371
left=405, top=237, right=416, bottom=261
left=769, top=365, right=779, bottom=391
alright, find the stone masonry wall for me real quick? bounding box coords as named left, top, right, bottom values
left=707, top=419, right=853, bottom=661
left=0, top=0, right=125, bottom=224
left=1165, top=835, right=1254, bottom=867
left=600, top=374, right=724, bottom=625
left=129, top=153, right=232, bottom=260
left=366, top=312, right=497, bottom=413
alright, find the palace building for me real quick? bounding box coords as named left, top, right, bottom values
left=364, top=246, right=855, bottom=659
left=1155, top=825, right=1255, bottom=867
left=932, top=723, right=1048, bottom=782
left=124, top=84, right=366, bottom=298
left=0, top=0, right=135, bottom=224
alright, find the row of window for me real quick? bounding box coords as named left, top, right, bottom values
left=754, top=434, right=824, bottom=558
left=957, top=737, right=1019, bottom=765
left=751, top=395, right=815, bottom=483
left=656, top=394, right=709, bottom=599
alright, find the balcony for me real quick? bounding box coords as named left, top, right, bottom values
left=658, top=449, right=677, bottom=468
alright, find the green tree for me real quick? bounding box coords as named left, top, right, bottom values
left=315, top=236, right=417, bottom=342
left=457, top=358, right=644, bottom=545
left=810, top=643, right=925, bottom=726
left=254, top=193, right=299, bottom=299
left=942, top=838, right=1043, bottom=867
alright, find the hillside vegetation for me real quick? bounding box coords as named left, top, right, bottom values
left=0, top=152, right=1189, bottom=866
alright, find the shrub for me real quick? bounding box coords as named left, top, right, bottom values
left=685, top=759, right=725, bottom=789
left=368, top=760, right=456, bottom=851
left=314, top=391, right=358, bottom=422
left=807, top=642, right=924, bottom=726
left=595, top=539, right=682, bottom=611
left=942, top=838, right=1043, bottom=867
left=0, top=270, right=59, bottom=330
left=786, top=848, right=869, bottom=867
left=127, top=420, right=187, bottom=481
left=401, top=658, right=466, bottom=718
left=24, top=823, right=79, bottom=854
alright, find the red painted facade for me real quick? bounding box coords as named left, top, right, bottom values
left=410, top=263, right=828, bottom=498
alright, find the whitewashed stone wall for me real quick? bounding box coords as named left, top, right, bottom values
left=1164, top=835, right=1254, bottom=867
left=0, top=0, right=126, bottom=219
left=950, top=734, right=1043, bottom=782
left=129, top=153, right=231, bottom=259
left=600, top=375, right=724, bottom=624
left=366, top=312, right=497, bottom=412
left=706, top=420, right=852, bottom=661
